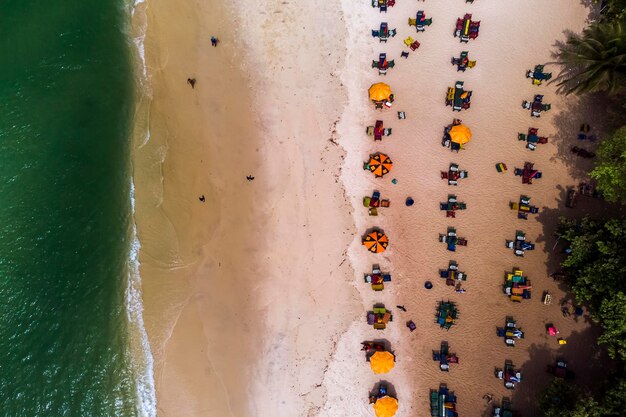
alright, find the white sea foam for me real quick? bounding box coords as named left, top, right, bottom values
left=130, top=0, right=151, bottom=96
left=126, top=180, right=157, bottom=417
left=125, top=1, right=156, bottom=415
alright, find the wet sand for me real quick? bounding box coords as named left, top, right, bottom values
left=132, top=0, right=609, bottom=416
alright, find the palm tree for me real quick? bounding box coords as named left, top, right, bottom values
left=555, top=20, right=626, bottom=95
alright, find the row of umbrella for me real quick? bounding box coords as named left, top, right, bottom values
left=364, top=82, right=397, bottom=417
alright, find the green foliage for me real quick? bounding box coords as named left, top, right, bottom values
left=540, top=379, right=600, bottom=417
left=591, top=126, right=626, bottom=203
left=596, top=0, right=626, bottom=20
left=602, top=377, right=626, bottom=414
left=540, top=377, right=626, bottom=417
left=557, top=218, right=626, bottom=360
left=555, top=20, right=626, bottom=95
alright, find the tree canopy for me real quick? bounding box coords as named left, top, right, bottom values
left=540, top=378, right=626, bottom=417
left=591, top=126, right=626, bottom=204
left=597, top=0, right=626, bottom=20
left=555, top=20, right=626, bottom=95
left=558, top=217, right=626, bottom=360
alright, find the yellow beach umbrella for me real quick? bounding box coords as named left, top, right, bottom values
left=374, top=396, right=398, bottom=417
left=449, top=124, right=472, bottom=145
left=369, top=83, right=392, bottom=102
left=370, top=351, right=395, bottom=374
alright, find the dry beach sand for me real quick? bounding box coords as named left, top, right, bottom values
left=132, top=0, right=612, bottom=416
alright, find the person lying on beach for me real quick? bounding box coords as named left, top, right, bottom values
left=187, top=78, right=196, bottom=88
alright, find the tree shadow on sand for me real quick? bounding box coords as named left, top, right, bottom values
left=577, top=0, right=602, bottom=24
left=505, top=327, right=614, bottom=416
left=532, top=184, right=613, bottom=274
left=545, top=92, right=614, bottom=180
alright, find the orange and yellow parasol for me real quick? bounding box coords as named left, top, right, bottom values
left=449, top=124, right=472, bottom=145
left=367, top=153, right=393, bottom=178
left=370, top=351, right=395, bottom=374
left=363, top=229, right=389, bottom=254
left=374, top=396, right=398, bottom=417
left=369, top=83, right=393, bottom=102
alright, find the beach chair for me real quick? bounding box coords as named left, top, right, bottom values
left=416, top=18, right=432, bottom=32
left=401, top=51, right=409, bottom=58
left=407, top=320, right=416, bottom=332
left=410, top=41, right=420, bottom=51
left=403, top=36, right=415, bottom=47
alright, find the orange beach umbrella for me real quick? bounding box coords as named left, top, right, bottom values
left=369, top=82, right=393, bottom=102
left=363, top=229, right=389, bottom=254
left=449, top=124, right=472, bottom=145
left=368, top=153, right=393, bottom=178
left=370, top=351, right=395, bottom=374
left=374, top=396, right=398, bottom=417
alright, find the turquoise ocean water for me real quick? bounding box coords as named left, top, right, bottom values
left=0, top=1, right=153, bottom=415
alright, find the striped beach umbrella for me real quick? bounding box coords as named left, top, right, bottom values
left=363, top=229, right=389, bottom=254
left=367, top=153, right=393, bottom=178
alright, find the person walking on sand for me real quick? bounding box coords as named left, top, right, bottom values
left=211, top=36, right=219, bottom=47
left=246, top=175, right=255, bottom=181
left=187, top=78, right=196, bottom=88
left=396, top=305, right=407, bottom=312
